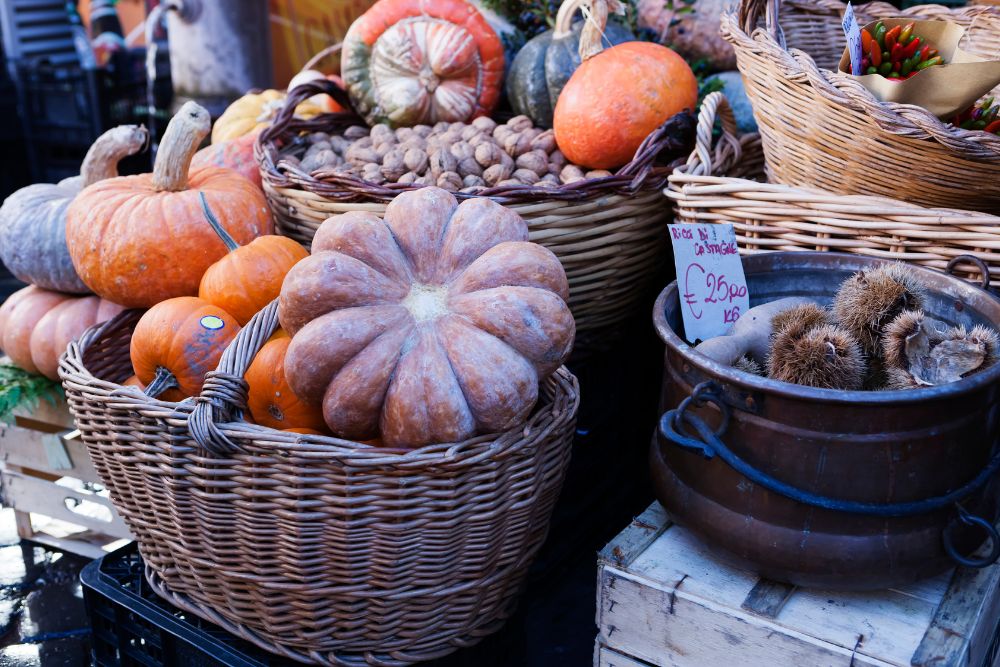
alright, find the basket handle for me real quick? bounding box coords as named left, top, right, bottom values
left=187, top=300, right=281, bottom=456
left=616, top=110, right=697, bottom=190
left=739, top=0, right=785, bottom=47
left=681, top=92, right=743, bottom=178
left=258, top=68, right=356, bottom=146
left=300, top=42, right=342, bottom=73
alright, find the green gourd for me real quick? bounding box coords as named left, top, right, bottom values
left=506, top=0, right=633, bottom=129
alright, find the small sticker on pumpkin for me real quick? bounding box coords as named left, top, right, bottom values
left=200, top=315, right=226, bottom=331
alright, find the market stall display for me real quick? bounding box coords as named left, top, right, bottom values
left=721, top=0, right=1000, bottom=213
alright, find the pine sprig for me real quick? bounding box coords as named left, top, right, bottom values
left=0, top=364, right=63, bottom=424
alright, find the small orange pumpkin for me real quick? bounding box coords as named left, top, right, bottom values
left=197, top=194, right=309, bottom=326
left=130, top=296, right=240, bottom=398
left=0, top=287, right=74, bottom=374
left=65, top=102, right=273, bottom=308
left=553, top=39, right=697, bottom=169
left=29, top=295, right=126, bottom=380
left=246, top=332, right=327, bottom=431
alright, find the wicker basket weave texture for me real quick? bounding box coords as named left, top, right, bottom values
left=60, top=301, right=580, bottom=666
left=722, top=0, right=1000, bottom=213
left=667, top=92, right=1000, bottom=288
left=256, top=80, right=695, bottom=350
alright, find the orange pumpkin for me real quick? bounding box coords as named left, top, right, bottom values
left=197, top=194, right=308, bottom=326
left=246, top=333, right=327, bottom=431
left=65, top=102, right=273, bottom=308
left=191, top=128, right=262, bottom=188
left=0, top=287, right=73, bottom=374
left=553, top=40, right=697, bottom=169
left=29, top=295, right=126, bottom=380
left=130, top=296, right=240, bottom=398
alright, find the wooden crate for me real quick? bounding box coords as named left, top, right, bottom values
left=596, top=504, right=1000, bottom=667
left=0, top=394, right=131, bottom=558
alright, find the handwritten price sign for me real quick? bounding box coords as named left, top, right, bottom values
left=668, top=223, right=750, bottom=343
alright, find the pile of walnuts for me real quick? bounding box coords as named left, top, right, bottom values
left=285, top=115, right=613, bottom=193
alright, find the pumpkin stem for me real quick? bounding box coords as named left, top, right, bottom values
left=553, top=0, right=589, bottom=38
left=199, top=192, right=240, bottom=252
left=151, top=101, right=212, bottom=192
left=577, top=0, right=624, bottom=61
left=80, top=125, right=149, bottom=188
left=144, top=366, right=179, bottom=399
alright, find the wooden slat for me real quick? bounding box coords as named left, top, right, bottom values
left=912, top=554, right=1000, bottom=667
left=0, top=470, right=130, bottom=540
left=595, top=644, right=655, bottom=667
left=598, top=503, right=671, bottom=568
left=0, top=423, right=100, bottom=482
left=742, top=579, right=797, bottom=618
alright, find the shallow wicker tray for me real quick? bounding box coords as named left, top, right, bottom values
left=60, top=300, right=580, bottom=666
left=667, top=92, right=1000, bottom=288
left=721, top=0, right=1000, bottom=214
left=255, top=80, right=695, bottom=351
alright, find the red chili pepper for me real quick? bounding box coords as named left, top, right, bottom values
left=891, top=43, right=904, bottom=64
left=861, top=29, right=874, bottom=54
left=901, top=37, right=921, bottom=59
left=929, top=48, right=939, bottom=58
left=884, top=25, right=902, bottom=50
left=985, top=120, right=1000, bottom=134
left=870, top=42, right=882, bottom=67
left=919, top=45, right=932, bottom=61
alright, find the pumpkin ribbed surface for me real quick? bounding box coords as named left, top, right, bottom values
left=279, top=187, right=575, bottom=448
left=342, top=0, right=504, bottom=127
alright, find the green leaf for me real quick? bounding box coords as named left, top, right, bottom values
left=0, top=364, right=63, bottom=424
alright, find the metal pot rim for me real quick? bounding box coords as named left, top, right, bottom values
left=652, top=252, right=1000, bottom=405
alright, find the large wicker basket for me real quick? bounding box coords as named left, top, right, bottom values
left=256, top=80, right=694, bottom=351
left=60, top=301, right=579, bottom=666
left=721, top=0, right=1000, bottom=214
left=667, top=92, right=1000, bottom=288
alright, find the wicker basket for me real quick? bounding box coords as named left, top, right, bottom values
left=255, top=80, right=695, bottom=351
left=666, top=92, right=1000, bottom=288
left=60, top=301, right=580, bottom=666
left=720, top=0, right=1000, bottom=214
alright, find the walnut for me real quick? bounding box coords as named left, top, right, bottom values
left=395, top=127, right=415, bottom=142
left=281, top=155, right=300, bottom=168
left=344, top=126, right=369, bottom=139
left=493, top=125, right=513, bottom=143
left=468, top=133, right=490, bottom=147
left=460, top=185, right=484, bottom=194
left=450, top=141, right=474, bottom=161
left=516, top=150, right=549, bottom=176
left=436, top=171, right=462, bottom=191
left=433, top=121, right=450, bottom=133
left=429, top=149, right=458, bottom=177
left=496, top=178, right=522, bottom=187
left=586, top=169, right=613, bottom=179
left=506, top=115, right=533, bottom=133
left=370, top=124, right=394, bottom=143
left=307, top=132, right=330, bottom=144
left=413, top=174, right=431, bottom=186
left=412, top=124, right=432, bottom=138
left=462, top=174, right=485, bottom=188
left=457, top=157, right=483, bottom=178
left=503, top=132, right=533, bottom=157
left=539, top=173, right=561, bottom=188
left=374, top=141, right=394, bottom=159
left=404, top=148, right=429, bottom=174
left=345, top=144, right=378, bottom=165
left=482, top=163, right=513, bottom=186
left=381, top=150, right=406, bottom=181
left=461, top=125, right=482, bottom=142
left=530, top=130, right=557, bottom=154
left=475, top=142, right=504, bottom=168
left=512, top=168, right=540, bottom=184
left=398, top=171, right=419, bottom=185
left=560, top=164, right=585, bottom=184
left=438, top=129, right=462, bottom=146
left=549, top=149, right=567, bottom=171
left=329, top=136, right=351, bottom=154
left=303, top=142, right=332, bottom=160
left=300, top=149, right=337, bottom=172
left=472, top=116, right=497, bottom=132
left=353, top=136, right=374, bottom=149
left=400, top=137, right=427, bottom=153
left=361, top=163, right=385, bottom=184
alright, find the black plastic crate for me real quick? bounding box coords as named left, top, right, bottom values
left=81, top=543, right=295, bottom=667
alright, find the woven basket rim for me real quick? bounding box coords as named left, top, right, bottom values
left=254, top=78, right=695, bottom=206
left=722, top=0, right=1000, bottom=159
left=59, top=301, right=581, bottom=467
